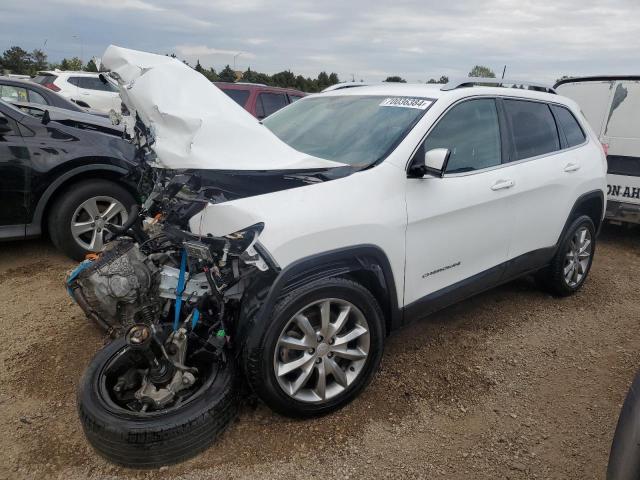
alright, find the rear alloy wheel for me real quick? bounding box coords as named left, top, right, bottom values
left=562, top=226, right=592, bottom=288
left=244, top=277, right=384, bottom=417
left=535, top=215, right=596, bottom=296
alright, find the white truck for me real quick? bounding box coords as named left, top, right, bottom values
left=555, top=76, right=640, bottom=224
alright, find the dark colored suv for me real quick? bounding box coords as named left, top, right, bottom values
left=214, top=82, right=305, bottom=119
left=0, top=99, right=138, bottom=260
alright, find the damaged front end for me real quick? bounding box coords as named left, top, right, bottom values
left=67, top=169, right=276, bottom=412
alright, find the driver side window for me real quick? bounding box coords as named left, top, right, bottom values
left=423, top=98, right=502, bottom=174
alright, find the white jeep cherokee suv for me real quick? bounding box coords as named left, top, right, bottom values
left=92, top=48, right=608, bottom=422
left=201, top=80, right=607, bottom=415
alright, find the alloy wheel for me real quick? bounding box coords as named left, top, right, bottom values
left=273, top=298, right=370, bottom=403
left=563, top=226, right=592, bottom=288
left=71, top=196, right=128, bottom=252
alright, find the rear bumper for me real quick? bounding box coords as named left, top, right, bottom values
left=606, top=200, right=640, bottom=225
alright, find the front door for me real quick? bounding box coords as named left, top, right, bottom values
left=404, top=98, right=515, bottom=311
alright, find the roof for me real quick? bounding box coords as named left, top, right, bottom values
left=213, top=81, right=305, bottom=95
left=37, top=70, right=101, bottom=76
left=0, top=76, right=37, bottom=86
left=318, top=82, right=564, bottom=104
left=554, top=75, right=640, bottom=88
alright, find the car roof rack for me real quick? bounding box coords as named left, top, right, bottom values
left=441, top=77, right=557, bottom=94
left=322, top=82, right=370, bottom=93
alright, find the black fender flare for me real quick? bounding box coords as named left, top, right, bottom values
left=26, top=164, right=129, bottom=237
left=237, top=244, right=401, bottom=342
left=556, top=189, right=605, bottom=246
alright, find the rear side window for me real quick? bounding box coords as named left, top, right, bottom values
left=551, top=105, right=586, bottom=147
left=504, top=99, right=559, bottom=160
left=423, top=98, right=502, bottom=173
left=70, top=76, right=117, bottom=92
left=289, top=94, right=303, bottom=103
left=256, top=92, right=288, bottom=119
left=221, top=88, right=250, bottom=107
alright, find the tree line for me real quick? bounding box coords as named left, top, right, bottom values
left=0, top=45, right=340, bottom=92
left=2, top=47, right=568, bottom=91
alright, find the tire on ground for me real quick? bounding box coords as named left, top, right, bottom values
left=535, top=214, right=596, bottom=297
left=243, top=276, right=385, bottom=418
left=78, top=338, right=238, bottom=468
left=48, top=179, right=135, bottom=261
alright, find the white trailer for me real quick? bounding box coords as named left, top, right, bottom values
left=555, top=76, right=640, bottom=224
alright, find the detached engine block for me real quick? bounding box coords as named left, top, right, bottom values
left=68, top=240, right=161, bottom=332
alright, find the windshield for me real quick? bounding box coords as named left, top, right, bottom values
left=263, top=95, right=432, bottom=167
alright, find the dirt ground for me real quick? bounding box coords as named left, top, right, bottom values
left=0, top=224, right=638, bottom=480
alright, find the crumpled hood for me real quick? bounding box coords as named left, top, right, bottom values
left=101, top=45, right=345, bottom=171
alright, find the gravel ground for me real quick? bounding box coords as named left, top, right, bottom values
left=0, top=224, right=638, bottom=480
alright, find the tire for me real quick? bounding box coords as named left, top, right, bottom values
left=535, top=215, right=596, bottom=297
left=607, top=369, right=640, bottom=480
left=48, top=179, right=136, bottom=261
left=78, top=338, right=238, bottom=468
left=243, top=277, right=385, bottom=418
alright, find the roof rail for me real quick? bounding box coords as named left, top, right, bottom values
left=322, top=82, right=370, bottom=93
left=441, top=77, right=556, bottom=94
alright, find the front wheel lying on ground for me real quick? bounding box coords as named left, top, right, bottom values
left=78, top=335, right=238, bottom=468
left=243, top=277, right=385, bottom=418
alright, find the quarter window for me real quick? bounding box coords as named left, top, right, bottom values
left=423, top=98, right=502, bottom=173
left=27, top=89, right=48, bottom=105
left=550, top=105, right=585, bottom=147
left=504, top=99, right=559, bottom=160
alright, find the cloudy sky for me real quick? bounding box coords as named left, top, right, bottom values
left=1, top=0, right=638, bottom=83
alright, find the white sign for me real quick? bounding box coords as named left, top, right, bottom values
left=607, top=173, right=640, bottom=205
left=379, top=97, right=432, bottom=110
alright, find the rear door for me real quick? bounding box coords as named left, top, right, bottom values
left=70, top=76, right=120, bottom=111
left=0, top=104, right=29, bottom=230
left=500, top=98, right=577, bottom=264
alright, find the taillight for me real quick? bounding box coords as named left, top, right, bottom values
left=601, top=142, right=609, bottom=156
left=43, top=82, right=60, bottom=92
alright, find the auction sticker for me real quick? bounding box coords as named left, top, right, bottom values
left=379, top=97, right=431, bottom=109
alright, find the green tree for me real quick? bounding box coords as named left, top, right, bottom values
left=59, top=57, right=84, bottom=71
left=468, top=65, right=495, bottom=78
left=271, top=70, right=296, bottom=88
left=204, top=67, right=219, bottom=82
left=218, top=64, right=236, bottom=82
left=317, top=71, right=330, bottom=90
left=384, top=76, right=406, bottom=83
left=427, top=75, right=449, bottom=84
left=1, top=46, right=31, bottom=74
left=83, top=59, right=98, bottom=72
left=30, top=49, right=47, bottom=74
left=194, top=59, right=204, bottom=74
left=328, top=72, right=339, bottom=85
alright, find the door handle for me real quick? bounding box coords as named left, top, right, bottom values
left=491, top=179, right=515, bottom=191
left=564, top=162, right=581, bottom=172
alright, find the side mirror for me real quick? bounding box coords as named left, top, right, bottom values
left=408, top=147, right=451, bottom=178
left=0, top=115, right=12, bottom=134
